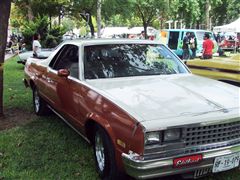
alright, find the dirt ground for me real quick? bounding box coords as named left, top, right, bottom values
left=0, top=108, right=35, bottom=131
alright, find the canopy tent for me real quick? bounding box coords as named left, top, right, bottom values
left=128, top=27, right=157, bottom=36
left=213, top=18, right=240, bottom=32
left=100, top=27, right=130, bottom=38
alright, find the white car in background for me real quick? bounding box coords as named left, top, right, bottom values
left=17, top=41, right=69, bottom=65
left=17, top=48, right=53, bottom=65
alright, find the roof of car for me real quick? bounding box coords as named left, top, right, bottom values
left=64, top=38, right=162, bottom=46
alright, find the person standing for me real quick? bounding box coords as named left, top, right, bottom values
left=182, top=32, right=190, bottom=60
left=32, top=33, right=41, bottom=57
left=139, top=31, right=145, bottom=39
left=190, top=32, right=197, bottom=59
left=202, top=33, right=214, bottom=59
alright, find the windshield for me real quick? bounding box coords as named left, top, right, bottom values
left=84, top=44, right=188, bottom=79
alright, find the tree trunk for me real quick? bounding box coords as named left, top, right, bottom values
left=196, top=21, right=200, bottom=29
left=143, top=23, right=148, bottom=39
left=88, top=14, right=95, bottom=37
left=0, top=0, right=11, bottom=117
left=97, top=0, right=102, bottom=38
left=26, top=4, right=34, bottom=21
left=80, top=12, right=95, bottom=38
left=58, top=15, right=61, bottom=26
left=49, top=15, right=52, bottom=30
left=205, top=0, right=211, bottom=30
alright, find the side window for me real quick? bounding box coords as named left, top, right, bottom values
left=51, top=45, right=79, bottom=79
left=168, top=31, right=179, bottom=50
left=49, top=46, right=67, bottom=68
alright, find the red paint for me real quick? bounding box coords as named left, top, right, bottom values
left=173, top=154, right=203, bottom=168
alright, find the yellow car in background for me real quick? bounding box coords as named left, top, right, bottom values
left=186, top=55, right=240, bottom=86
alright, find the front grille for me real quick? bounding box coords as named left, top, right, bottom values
left=144, top=120, right=240, bottom=160
left=183, top=121, right=240, bottom=147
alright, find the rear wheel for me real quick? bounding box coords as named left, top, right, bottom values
left=93, top=125, right=120, bottom=180
left=32, top=87, right=49, bottom=116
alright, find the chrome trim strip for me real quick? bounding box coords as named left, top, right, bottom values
left=144, top=140, right=240, bottom=161
left=47, top=105, right=90, bottom=143
left=201, top=117, right=240, bottom=126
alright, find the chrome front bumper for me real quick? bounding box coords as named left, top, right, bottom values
left=122, top=144, right=240, bottom=179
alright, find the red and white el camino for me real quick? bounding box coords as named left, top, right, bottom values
left=24, top=39, right=240, bottom=179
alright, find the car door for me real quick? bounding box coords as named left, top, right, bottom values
left=37, top=45, right=68, bottom=112
left=49, top=44, right=84, bottom=128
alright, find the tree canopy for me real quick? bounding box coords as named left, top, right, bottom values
left=12, top=0, right=240, bottom=36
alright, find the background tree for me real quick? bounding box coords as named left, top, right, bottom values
left=131, top=0, right=167, bottom=39
left=13, top=0, right=69, bottom=24
left=211, top=0, right=228, bottom=26
left=0, top=0, right=11, bottom=116
left=12, top=0, right=69, bottom=49
left=168, top=0, right=200, bottom=28
left=97, top=0, right=102, bottom=38
left=226, top=0, right=240, bottom=22
left=70, top=0, right=97, bottom=37
left=102, top=0, right=131, bottom=26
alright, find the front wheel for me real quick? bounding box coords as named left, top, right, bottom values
left=93, top=125, right=120, bottom=180
left=32, top=87, right=50, bottom=116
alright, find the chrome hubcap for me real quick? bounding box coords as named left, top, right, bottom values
left=34, top=90, right=40, bottom=112
left=95, top=132, right=105, bottom=172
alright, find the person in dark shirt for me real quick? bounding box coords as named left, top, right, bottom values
left=190, top=32, right=197, bottom=59
left=182, top=32, right=190, bottom=60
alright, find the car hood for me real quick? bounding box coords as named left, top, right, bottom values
left=86, top=74, right=240, bottom=130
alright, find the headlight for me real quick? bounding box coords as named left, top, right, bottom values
left=145, top=131, right=161, bottom=145
left=163, top=129, right=181, bottom=142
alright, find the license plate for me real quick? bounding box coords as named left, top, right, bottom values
left=212, top=152, right=240, bottom=173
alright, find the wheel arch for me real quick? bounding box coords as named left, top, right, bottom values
left=84, top=116, right=116, bottom=147
left=29, top=79, right=36, bottom=90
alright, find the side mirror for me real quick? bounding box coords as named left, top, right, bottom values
left=58, top=69, right=70, bottom=77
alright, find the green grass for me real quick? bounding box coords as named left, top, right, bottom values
left=1, top=57, right=98, bottom=179
left=0, top=57, right=239, bottom=179
left=3, top=57, right=32, bottom=110
left=0, top=116, right=98, bottom=179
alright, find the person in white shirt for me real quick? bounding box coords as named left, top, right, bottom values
left=32, top=33, right=41, bottom=57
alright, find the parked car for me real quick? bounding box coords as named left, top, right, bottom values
left=186, top=56, right=240, bottom=86
left=218, top=32, right=240, bottom=51
left=17, top=41, right=69, bottom=65
left=219, top=39, right=239, bottom=51
left=24, top=39, right=240, bottom=179
left=17, top=48, right=53, bottom=65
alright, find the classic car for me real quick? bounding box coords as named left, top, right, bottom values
left=24, top=39, right=240, bottom=179
left=186, top=56, right=240, bottom=87
left=17, top=48, right=53, bottom=65
left=219, top=39, right=239, bottom=51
